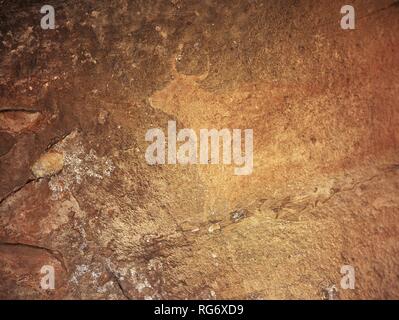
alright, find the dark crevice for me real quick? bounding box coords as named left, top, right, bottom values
left=0, top=178, right=36, bottom=207
left=0, top=108, right=41, bottom=113
left=45, top=129, right=75, bottom=151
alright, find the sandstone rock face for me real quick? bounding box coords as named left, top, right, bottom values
left=0, top=1, right=399, bottom=300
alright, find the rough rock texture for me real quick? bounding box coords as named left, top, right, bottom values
left=0, top=0, right=398, bottom=299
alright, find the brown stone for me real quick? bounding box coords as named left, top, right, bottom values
left=31, top=151, right=64, bottom=178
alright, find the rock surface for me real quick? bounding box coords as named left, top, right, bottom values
left=0, top=0, right=398, bottom=299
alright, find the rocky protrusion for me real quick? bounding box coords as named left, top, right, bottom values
left=31, top=151, right=64, bottom=178
left=0, top=110, right=41, bottom=133
left=230, top=208, right=248, bottom=223
left=0, top=132, right=16, bottom=157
